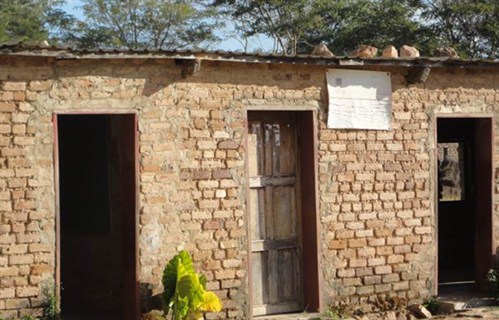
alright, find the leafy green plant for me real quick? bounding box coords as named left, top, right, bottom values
left=320, top=308, right=342, bottom=320
left=487, top=268, right=499, bottom=299
left=162, top=250, right=222, bottom=320
left=423, top=297, right=440, bottom=315
left=320, top=302, right=353, bottom=320
left=41, top=282, right=59, bottom=320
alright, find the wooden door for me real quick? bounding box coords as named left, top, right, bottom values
left=248, top=112, right=303, bottom=316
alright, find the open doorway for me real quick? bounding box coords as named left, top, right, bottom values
left=247, top=111, right=320, bottom=316
left=56, top=114, right=138, bottom=320
left=437, top=117, right=493, bottom=295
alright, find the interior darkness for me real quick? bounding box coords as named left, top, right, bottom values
left=60, top=116, right=111, bottom=234
left=438, top=118, right=476, bottom=284
left=58, top=114, right=137, bottom=320
left=437, top=117, right=494, bottom=293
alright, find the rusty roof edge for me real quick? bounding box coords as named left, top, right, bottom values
left=1, top=46, right=498, bottom=68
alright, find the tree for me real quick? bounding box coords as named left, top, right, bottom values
left=299, top=0, right=431, bottom=56
left=214, top=0, right=429, bottom=56
left=423, top=0, right=498, bottom=59
left=2, top=0, right=496, bottom=58
left=213, top=0, right=326, bottom=55
left=74, top=0, right=218, bottom=50
left=0, top=0, right=63, bottom=43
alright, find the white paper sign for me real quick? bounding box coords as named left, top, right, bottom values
left=326, top=69, right=392, bottom=130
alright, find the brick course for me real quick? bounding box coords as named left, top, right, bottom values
left=0, top=56, right=498, bottom=318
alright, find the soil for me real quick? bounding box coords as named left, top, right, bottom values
left=435, top=307, right=499, bottom=319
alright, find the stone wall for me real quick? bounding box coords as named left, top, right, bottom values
left=0, top=56, right=498, bottom=318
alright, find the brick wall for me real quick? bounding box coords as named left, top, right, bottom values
left=320, top=68, right=499, bottom=305
left=0, top=56, right=498, bottom=318
left=320, top=71, right=433, bottom=304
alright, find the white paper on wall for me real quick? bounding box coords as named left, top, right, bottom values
left=326, top=69, right=392, bottom=130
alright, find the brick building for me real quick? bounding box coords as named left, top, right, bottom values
left=0, top=44, right=498, bottom=319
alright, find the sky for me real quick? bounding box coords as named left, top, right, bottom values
left=60, top=0, right=273, bottom=52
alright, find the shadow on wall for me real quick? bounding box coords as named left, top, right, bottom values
left=5, top=55, right=499, bottom=105
left=7, top=55, right=330, bottom=99
left=140, top=283, right=163, bottom=314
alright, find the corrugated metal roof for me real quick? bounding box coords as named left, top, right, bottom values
left=1, top=42, right=498, bottom=68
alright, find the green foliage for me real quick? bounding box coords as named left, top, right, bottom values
left=214, top=0, right=326, bottom=54
left=0, top=0, right=218, bottom=49
left=215, top=0, right=498, bottom=58
left=0, top=0, right=61, bottom=43
left=320, top=302, right=353, bottom=320
left=423, top=0, right=498, bottom=59
left=74, top=0, right=218, bottom=49
left=162, top=250, right=222, bottom=320
left=41, top=283, right=59, bottom=320
left=302, top=0, right=427, bottom=56
left=213, top=0, right=427, bottom=55
left=423, top=297, right=440, bottom=315
left=487, top=268, right=499, bottom=298
left=320, top=308, right=342, bottom=320
left=0, top=0, right=496, bottom=58
left=0, top=0, right=84, bottom=47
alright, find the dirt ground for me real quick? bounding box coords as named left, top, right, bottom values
left=350, top=306, right=499, bottom=320
left=434, top=307, right=499, bottom=319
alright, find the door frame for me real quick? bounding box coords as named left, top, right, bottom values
left=244, top=108, right=322, bottom=317
left=433, top=113, right=494, bottom=293
left=53, top=111, right=140, bottom=319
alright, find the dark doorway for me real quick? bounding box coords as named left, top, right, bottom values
left=57, top=114, right=138, bottom=320
left=437, top=117, right=493, bottom=292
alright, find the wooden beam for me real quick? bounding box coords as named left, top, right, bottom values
left=406, top=67, right=431, bottom=84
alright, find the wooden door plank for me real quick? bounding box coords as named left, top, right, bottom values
left=273, top=186, right=297, bottom=240
left=248, top=133, right=259, bottom=177
left=248, top=113, right=303, bottom=316
left=249, top=188, right=266, bottom=240
left=253, top=302, right=303, bottom=316
left=276, top=249, right=299, bottom=302
left=272, top=124, right=281, bottom=174
left=250, top=238, right=299, bottom=252
left=267, top=249, right=278, bottom=304
left=249, top=176, right=296, bottom=188
left=251, top=251, right=269, bottom=307
left=263, top=186, right=274, bottom=243
left=264, top=124, right=273, bottom=176
left=278, top=122, right=296, bottom=175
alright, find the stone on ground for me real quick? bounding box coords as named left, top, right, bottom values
left=408, top=304, right=432, bottom=319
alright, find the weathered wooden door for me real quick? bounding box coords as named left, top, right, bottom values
left=248, top=112, right=303, bottom=316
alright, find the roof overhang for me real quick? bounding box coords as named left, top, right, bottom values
left=1, top=43, right=498, bottom=69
